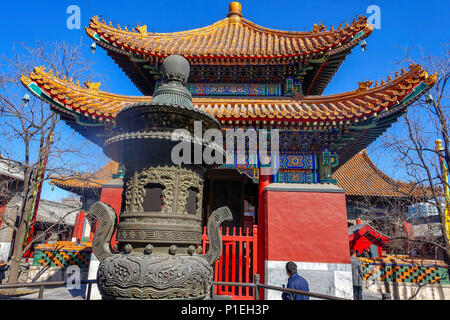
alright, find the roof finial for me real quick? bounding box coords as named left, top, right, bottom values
left=435, top=139, right=444, bottom=152
left=228, top=2, right=242, bottom=19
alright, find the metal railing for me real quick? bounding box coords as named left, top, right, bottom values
left=0, top=274, right=350, bottom=300
left=0, top=279, right=97, bottom=300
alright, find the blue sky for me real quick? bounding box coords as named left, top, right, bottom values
left=0, top=0, right=448, bottom=200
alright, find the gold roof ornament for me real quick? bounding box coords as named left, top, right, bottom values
left=135, top=25, right=148, bottom=34
left=227, top=1, right=243, bottom=18
left=84, top=81, right=101, bottom=93
left=20, top=74, right=32, bottom=86
left=357, top=80, right=373, bottom=92
left=435, top=139, right=444, bottom=152
left=424, top=72, right=437, bottom=86
left=312, top=23, right=326, bottom=34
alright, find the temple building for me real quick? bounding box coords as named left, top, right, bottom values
left=21, top=2, right=436, bottom=299
left=0, top=156, right=81, bottom=261
left=333, top=150, right=429, bottom=223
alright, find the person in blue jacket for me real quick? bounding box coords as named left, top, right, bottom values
left=282, top=261, right=310, bottom=300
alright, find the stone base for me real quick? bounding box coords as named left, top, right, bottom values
left=366, top=280, right=450, bottom=300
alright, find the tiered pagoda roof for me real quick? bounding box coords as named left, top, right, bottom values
left=85, top=2, right=373, bottom=95
left=21, top=64, right=431, bottom=123
left=20, top=1, right=437, bottom=169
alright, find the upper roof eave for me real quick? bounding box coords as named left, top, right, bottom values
left=85, top=11, right=372, bottom=60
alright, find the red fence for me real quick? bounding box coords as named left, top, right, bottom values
left=201, top=225, right=258, bottom=300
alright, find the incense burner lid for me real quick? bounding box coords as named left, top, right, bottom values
left=161, top=54, right=190, bottom=85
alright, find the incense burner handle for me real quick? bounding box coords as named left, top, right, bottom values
left=202, top=206, right=233, bottom=265
left=87, top=202, right=117, bottom=262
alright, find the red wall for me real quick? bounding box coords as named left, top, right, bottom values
left=262, top=189, right=350, bottom=264
left=351, top=237, right=383, bottom=258
left=352, top=237, right=373, bottom=255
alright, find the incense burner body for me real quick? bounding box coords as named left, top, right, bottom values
left=88, top=55, right=230, bottom=300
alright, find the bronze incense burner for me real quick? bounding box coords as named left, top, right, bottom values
left=88, top=55, right=231, bottom=299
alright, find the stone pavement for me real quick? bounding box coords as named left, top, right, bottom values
left=362, top=289, right=383, bottom=300
left=0, top=284, right=89, bottom=300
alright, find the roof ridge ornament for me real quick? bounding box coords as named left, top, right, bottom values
left=84, top=81, right=101, bottom=93
left=357, top=80, right=373, bottom=92
left=135, top=25, right=148, bottom=34
left=424, top=71, right=437, bottom=86
left=227, top=1, right=242, bottom=19
left=312, top=23, right=326, bottom=34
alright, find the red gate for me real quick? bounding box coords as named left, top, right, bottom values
left=201, top=225, right=258, bottom=300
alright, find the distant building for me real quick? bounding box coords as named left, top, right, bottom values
left=31, top=199, right=82, bottom=245
left=348, top=219, right=390, bottom=258
left=407, top=202, right=443, bottom=220
left=406, top=203, right=443, bottom=240
left=0, top=156, right=83, bottom=261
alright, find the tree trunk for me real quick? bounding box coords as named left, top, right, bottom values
left=7, top=221, right=27, bottom=282
left=6, top=175, right=35, bottom=291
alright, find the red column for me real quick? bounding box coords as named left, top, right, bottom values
left=257, top=171, right=270, bottom=289
left=76, top=211, right=86, bottom=242
left=72, top=212, right=81, bottom=241
left=90, top=221, right=97, bottom=242
left=0, top=201, right=6, bottom=228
